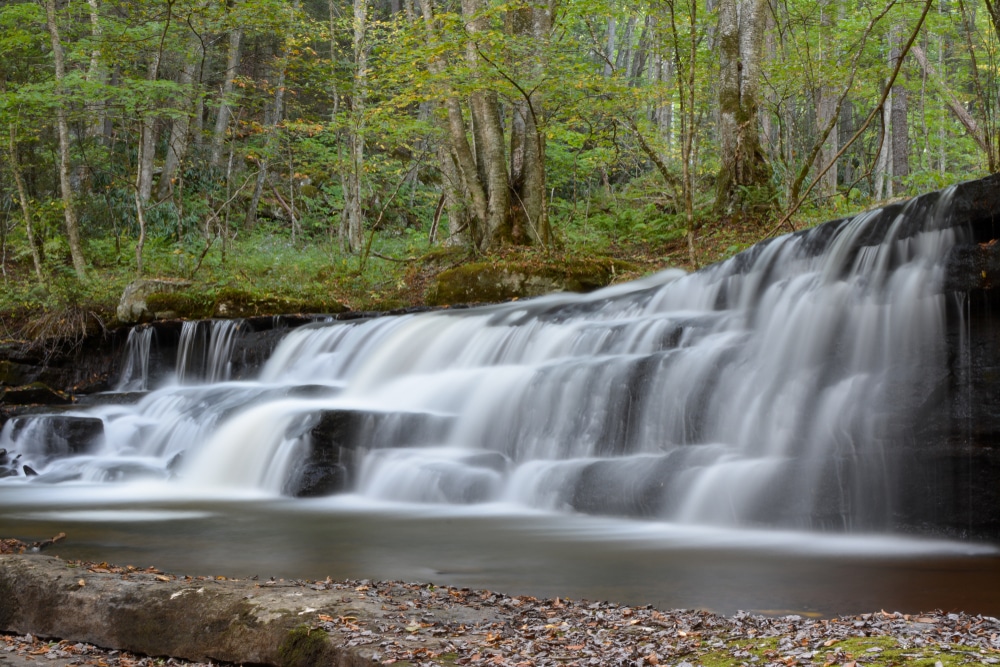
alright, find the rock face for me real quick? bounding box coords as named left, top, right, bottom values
left=0, top=555, right=499, bottom=667
left=284, top=409, right=455, bottom=497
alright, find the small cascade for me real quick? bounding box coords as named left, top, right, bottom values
left=116, top=326, right=155, bottom=391
left=4, top=180, right=999, bottom=537
left=176, top=319, right=242, bottom=384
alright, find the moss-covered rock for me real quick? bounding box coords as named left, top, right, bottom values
left=211, top=288, right=347, bottom=318
left=116, top=279, right=194, bottom=324
left=145, top=292, right=215, bottom=320
left=425, top=256, right=637, bottom=306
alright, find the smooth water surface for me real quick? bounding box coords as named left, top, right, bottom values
left=1, top=484, right=996, bottom=618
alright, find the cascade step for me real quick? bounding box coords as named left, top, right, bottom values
left=284, top=409, right=456, bottom=497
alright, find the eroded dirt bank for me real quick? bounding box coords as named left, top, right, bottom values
left=1, top=554, right=1000, bottom=667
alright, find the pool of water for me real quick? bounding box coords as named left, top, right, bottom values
left=1, top=483, right=997, bottom=618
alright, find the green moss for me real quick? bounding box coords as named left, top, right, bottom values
left=145, top=292, right=215, bottom=319
left=691, top=634, right=993, bottom=667
left=425, top=256, right=637, bottom=306
left=0, top=573, right=17, bottom=629
left=276, top=625, right=331, bottom=667
left=212, top=287, right=346, bottom=318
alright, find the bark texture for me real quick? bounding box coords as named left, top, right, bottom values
left=714, top=0, right=773, bottom=215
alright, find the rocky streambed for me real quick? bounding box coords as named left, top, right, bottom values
left=0, top=544, right=999, bottom=667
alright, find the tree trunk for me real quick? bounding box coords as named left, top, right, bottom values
left=8, top=127, right=45, bottom=282
left=507, top=2, right=550, bottom=246
left=44, top=0, right=87, bottom=278
left=344, top=0, right=367, bottom=252
left=210, top=29, right=242, bottom=169
left=462, top=0, right=512, bottom=250
left=814, top=0, right=837, bottom=197
left=85, top=0, right=107, bottom=141
left=889, top=26, right=909, bottom=194
left=714, top=0, right=772, bottom=216
left=246, top=39, right=289, bottom=230
left=157, top=33, right=203, bottom=201
left=874, top=92, right=891, bottom=199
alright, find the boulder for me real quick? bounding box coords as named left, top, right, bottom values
left=7, top=415, right=104, bottom=457
left=0, top=554, right=501, bottom=667
left=116, top=279, right=193, bottom=324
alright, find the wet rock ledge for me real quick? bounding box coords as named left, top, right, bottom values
left=2, top=554, right=1000, bottom=667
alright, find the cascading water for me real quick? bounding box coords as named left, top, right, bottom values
left=6, top=183, right=1000, bottom=616
left=0, top=188, right=973, bottom=533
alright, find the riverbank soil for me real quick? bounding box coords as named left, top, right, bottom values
left=0, top=552, right=999, bottom=667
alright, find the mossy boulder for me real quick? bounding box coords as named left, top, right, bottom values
left=211, top=288, right=347, bottom=318
left=425, top=256, right=637, bottom=306
left=144, top=292, right=215, bottom=320
left=116, top=280, right=194, bottom=324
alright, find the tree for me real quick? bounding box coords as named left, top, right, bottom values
left=43, top=0, right=87, bottom=277
left=714, top=0, right=772, bottom=216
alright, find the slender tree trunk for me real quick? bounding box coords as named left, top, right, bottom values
left=85, top=0, right=107, bottom=141
left=135, top=31, right=167, bottom=275
left=603, top=17, right=616, bottom=76
left=814, top=0, right=838, bottom=197
left=889, top=25, right=909, bottom=194
left=714, top=0, right=772, bottom=216
left=507, top=2, right=550, bottom=246
left=874, top=94, right=891, bottom=199
left=8, top=127, right=44, bottom=282
left=158, top=33, right=203, bottom=201
left=44, top=0, right=87, bottom=278
left=344, top=0, right=367, bottom=252
left=210, top=29, right=242, bottom=169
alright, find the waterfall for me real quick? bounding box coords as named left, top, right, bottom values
left=116, top=326, right=155, bottom=391
left=0, top=186, right=977, bottom=533
left=176, top=319, right=242, bottom=384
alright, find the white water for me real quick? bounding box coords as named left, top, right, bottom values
left=0, top=190, right=969, bottom=533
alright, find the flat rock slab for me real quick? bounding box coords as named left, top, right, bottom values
left=0, top=555, right=504, bottom=666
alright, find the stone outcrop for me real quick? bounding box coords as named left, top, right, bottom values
left=116, top=279, right=194, bottom=324
left=425, top=257, right=636, bottom=306
left=0, top=554, right=499, bottom=667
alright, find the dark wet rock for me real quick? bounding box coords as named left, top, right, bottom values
left=7, top=416, right=104, bottom=458
left=287, top=461, right=348, bottom=497
left=0, top=383, right=72, bottom=407
left=21, top=465, right=36, bottom=476
left=74, top=391, right=150, bottom=407
left=0, top=361, right=32, bottom=388
left=283, top=410, right=455, bottom=498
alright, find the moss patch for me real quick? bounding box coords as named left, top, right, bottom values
left=425, top=256, right=637, bottom=306
left=690, top=633, right=995, bottom=667
left=277, top=625, right=332, bottom=667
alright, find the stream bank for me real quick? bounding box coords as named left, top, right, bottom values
left=1, top=551, right=999, bottom=667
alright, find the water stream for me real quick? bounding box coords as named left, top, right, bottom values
left=2, top=186, right=998, bottom=615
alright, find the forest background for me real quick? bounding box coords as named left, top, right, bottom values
left=1, top=0, right=999, bottom=338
